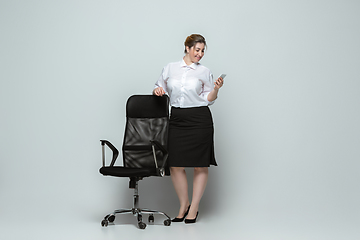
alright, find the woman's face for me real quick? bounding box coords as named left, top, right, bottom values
left=186, top=43, right=205, bottom=63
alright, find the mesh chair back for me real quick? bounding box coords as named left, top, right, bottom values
left=122, top=95, right=169, bottom=169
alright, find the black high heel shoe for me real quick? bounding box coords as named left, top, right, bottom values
left=172, top=205, right=191, bottom=222
left=184, top=212, right=199, bottom=224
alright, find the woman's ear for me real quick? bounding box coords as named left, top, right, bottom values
left=185, top=46, right=190, bottom=54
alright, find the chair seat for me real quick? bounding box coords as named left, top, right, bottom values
left=99, top=166, right=157, bottom=178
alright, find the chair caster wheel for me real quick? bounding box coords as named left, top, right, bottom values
left=138, top=222, right=147, bottom=229
left=101, top=219, right=109, bottom=227
left=164, top=219, right=171, bottom=226
left=108, top=215, right=115, bottom=223
left=148, top=215, right=154, bottom=223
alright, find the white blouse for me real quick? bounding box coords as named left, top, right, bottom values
left=154, top=59, right=215, bottom=108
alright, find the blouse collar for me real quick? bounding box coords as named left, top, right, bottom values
left=181, top=59, right=200, bottom=70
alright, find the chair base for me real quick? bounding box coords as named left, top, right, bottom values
left=101, top=208, right=171, bottom=229
left=100, top=179, right=171, bottom=229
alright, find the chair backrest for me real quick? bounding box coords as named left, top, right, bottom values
left=122, top=95, right=169, bottom=169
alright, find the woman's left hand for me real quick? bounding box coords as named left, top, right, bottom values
left=214, top=77, right=224, bottom=90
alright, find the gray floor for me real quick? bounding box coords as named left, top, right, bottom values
left=1, top=154, right=359, bottom=240
left=1, top=167, right=359, bottom=240
left=1, top=195, right=359, bottom=240
left=1, top=213, right=358, bottom=240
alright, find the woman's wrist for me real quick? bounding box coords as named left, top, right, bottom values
left=207, top=89, right=219, bottom=102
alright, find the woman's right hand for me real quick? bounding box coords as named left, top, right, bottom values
left=153, top=87, right=165, bottom=96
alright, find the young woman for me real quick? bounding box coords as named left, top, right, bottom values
left=153, top=34, right=224, bottom=224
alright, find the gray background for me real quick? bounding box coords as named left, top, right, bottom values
left=1, top=0, right=359, bottom=239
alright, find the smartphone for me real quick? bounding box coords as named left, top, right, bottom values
left=219, top=74, right=226, bottom=79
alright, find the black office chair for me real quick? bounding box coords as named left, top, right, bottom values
left=99, top=95, right=171, bottom=229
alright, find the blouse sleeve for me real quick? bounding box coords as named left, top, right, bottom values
left=153, top=66, right=168, bottom=93
left=200, top=71, right=215, bottom=105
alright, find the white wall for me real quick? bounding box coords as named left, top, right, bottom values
left=1, top=0, right=359, bottom=239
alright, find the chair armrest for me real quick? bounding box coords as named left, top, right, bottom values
left=100, top=140, right=119, bottom=167
left=150, top=140, right=168, bottom=176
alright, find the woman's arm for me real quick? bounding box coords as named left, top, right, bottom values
left=207, top=76, right=224, bottom=102
left=153, top=66, right=168, bottom=96
left=153, top=73, right=167, bottom=96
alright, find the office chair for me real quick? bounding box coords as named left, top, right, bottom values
left=99, top=95, right=171, bottom=229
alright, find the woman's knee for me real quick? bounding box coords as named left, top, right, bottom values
left=170, top=167, right=185, bottom=173
left=194, top=167, right=208, bottom=173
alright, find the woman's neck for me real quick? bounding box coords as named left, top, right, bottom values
left=183, top=55, right=192, bottom=66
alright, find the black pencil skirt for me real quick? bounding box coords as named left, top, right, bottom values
left=167, top=106, right=217, bottom=167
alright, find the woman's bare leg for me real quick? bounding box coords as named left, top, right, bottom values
left=187, top=167, right=209, bottom=219
left=170, top=167, right=190, bottom=218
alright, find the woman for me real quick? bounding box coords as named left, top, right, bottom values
left=153, top=34, right=224, bottom=224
